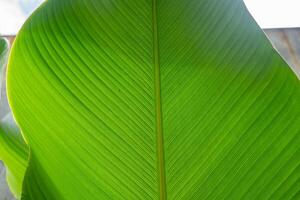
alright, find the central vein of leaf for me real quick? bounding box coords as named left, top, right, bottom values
left=152, top=0, right=167, bottom=199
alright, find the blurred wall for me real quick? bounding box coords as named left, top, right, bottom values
left=265, top=28, right=300, bottom=77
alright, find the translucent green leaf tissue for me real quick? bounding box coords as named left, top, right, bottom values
left=3, top=0, right=300, bottom=199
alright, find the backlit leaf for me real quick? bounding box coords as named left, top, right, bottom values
left=6, top=0, right=300, bottom=199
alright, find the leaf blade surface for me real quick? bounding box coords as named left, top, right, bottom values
left=6, top=0, right=300, bottom=199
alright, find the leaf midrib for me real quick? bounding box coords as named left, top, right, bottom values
left=152, top=0, right=167, bottom=199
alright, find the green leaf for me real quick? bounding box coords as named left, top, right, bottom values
left=6, top=0, right=300, bottom=199
left=0, top=121, right=28, bottom=199
left=0, top=38, right=8, bottom=69
left=0, top=37, right=28, bottom=199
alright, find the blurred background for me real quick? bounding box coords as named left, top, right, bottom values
left=0, top=0, right=300, bottom=199
left=0, top=0, right=43, bottom=35
left=1, top=0, right=300, bottom=35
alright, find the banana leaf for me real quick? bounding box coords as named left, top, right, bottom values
left=6, top=0, right=300, bottom=199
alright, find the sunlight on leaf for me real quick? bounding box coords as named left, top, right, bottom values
left=5, top=0, right=300, bottom=199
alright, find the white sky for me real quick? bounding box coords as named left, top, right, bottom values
left=0, top=0, right=44, bottom=35
left=0, top=0, right=26, bottom=35
left=244, top=0, right=300, bottom=29
left=0, top=0, right=300, bottom=35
